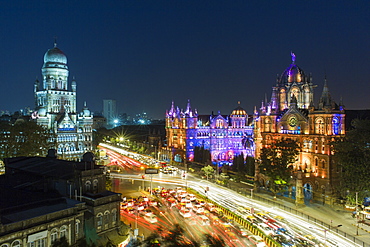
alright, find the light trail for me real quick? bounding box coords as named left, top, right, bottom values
left=105, top=143, right=360, bottom=246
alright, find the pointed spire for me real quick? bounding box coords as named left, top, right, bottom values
left=54, top=36, right=57, bottom=47
left=318, top=77, right=335, bottom=110
left=185, top=99, right=192, bottom=117
left=254, top=106, right=258, bottom=115
left=291, top=51, right=296, bottom=64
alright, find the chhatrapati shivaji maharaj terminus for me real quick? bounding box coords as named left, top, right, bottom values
left=32, top=43, right=93, bottom=160
left=254, top=53, right=345, bottom=205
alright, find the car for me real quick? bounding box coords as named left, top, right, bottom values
left=226, top=231, right=239, bottom=242
left=257, top=223, right=275, bottom=236
left=196, top=199, right=206, bottom=206
left=140, top=209, right=154, bottom=216
left=199, top=215, right=210, bottom=225
left=187, top=194, right=196, bottom=202
left=179, top=209, right=192, bottom=218
left=248, top=235, right=266, bottom=247
left=234, top=224, right=249, bottom=237
left=193, top=204, right=204, bottom=214
left=144, top=214, right=158, bottom=223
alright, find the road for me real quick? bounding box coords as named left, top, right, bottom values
left=101, top=143, right=364, bottom=246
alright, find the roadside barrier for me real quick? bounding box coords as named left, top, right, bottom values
left=186, top=188, right=281, bottom=247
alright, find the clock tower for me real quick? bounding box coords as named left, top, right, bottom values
left=254, top=53, right=345, bottom=205
left=33, top=42, right=93, bottom=160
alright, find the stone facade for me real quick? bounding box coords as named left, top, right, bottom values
left=254, top=53, right=345, bottom=205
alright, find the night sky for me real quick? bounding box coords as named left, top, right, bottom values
left=0, top=1, right=369, bottom=119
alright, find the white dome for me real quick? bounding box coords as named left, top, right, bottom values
left=38, top=107, right=47, bottom=117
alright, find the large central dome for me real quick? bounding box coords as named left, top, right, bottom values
left=279, top=52, right=306, bottom=84
left=43, top=43, right=68, bottom=68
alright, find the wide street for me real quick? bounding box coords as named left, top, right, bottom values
left=101, top=143, right=369, bottom=247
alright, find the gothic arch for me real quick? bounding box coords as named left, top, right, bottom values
left=314, top=117, right=325, bottom=134
left=10, top=240, right=21, bottom=247
left=303, top=183, right=313, bottom=201
left=332, top=117, right=340, bottom=135
left=264, top=117, right=272, bottom=132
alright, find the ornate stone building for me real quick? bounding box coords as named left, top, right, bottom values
left=32, top=43, right=93, bottom=160
left=0, top=152, right=125, bottom=247
left=254, top=53, right=345, bottom=205
left=166, top=100, right=254, bottom=164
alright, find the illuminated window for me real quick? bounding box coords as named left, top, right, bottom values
left=315, top=118, right=324, bottom=134
left=264, top=118, right=272, bottom=132
left=332, top=118, right=339, bottom=135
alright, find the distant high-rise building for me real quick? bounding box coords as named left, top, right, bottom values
left=103, top=99, right=117, bottom=128
left=32, top=42, right=93, bottom=160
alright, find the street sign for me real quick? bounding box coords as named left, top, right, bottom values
left=145, top=168, right=159, bottom=174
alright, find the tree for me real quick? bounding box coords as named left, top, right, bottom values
left=332, top=119, right=370, bottom=204
left=193, top=146, right=211, bottom=164
left=0, top=120, right=56, bottom=159
left=258, top=138, right=300, bottom=195
left=201, top=165, right=215, bottom=180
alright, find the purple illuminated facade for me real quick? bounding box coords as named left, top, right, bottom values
left=166, top=100, right=254, bottom=163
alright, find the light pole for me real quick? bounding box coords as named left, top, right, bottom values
left=250, top=189, right=254, bottom=199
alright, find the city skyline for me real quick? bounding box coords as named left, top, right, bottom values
left=0, top=1, right=369, bottom=119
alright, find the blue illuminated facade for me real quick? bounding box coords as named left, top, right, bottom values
left=166, top=100, right=254, bottom=163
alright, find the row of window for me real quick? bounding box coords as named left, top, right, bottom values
left=96, top=209, right=118, bottom=229
left=1, top=225, right=70, bottom=247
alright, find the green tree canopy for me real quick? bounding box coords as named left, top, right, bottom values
left=0, top=120, right=56, bottom=159
left=258, top=138, right=300, bottom=194
left=332, top=118, right=370, bottom=203
left=201, top=165, right=215, bottom=180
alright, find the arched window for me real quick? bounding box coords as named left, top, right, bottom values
left=216, top=119, right=223, bottom=128
left=104, top=211, right=110, bottom=227
left=97, top=213, right=103, bottom=227
left=60, top=225, right=68, bottom=239
left=315, top=118, right=325, bottom=134
left=10, top=240, right=21, bottom=247
left=93, top=179, right=98, bottom=192
left=85, top=181, right=91, bottom=192
left=51, top=228, right=58, bottom=243
left=332, top=117, right=340, bottom=135
left=75, top=219, right=80, bottom=237
left=315, top=158, right=318, bottom=167
left=264, top=118, right=272, bottom=132
left=112, top=209, right=117, bottom=223
left=321, top=160, right=326, bottom=169
left=1, top=244, right=9, bottom=247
